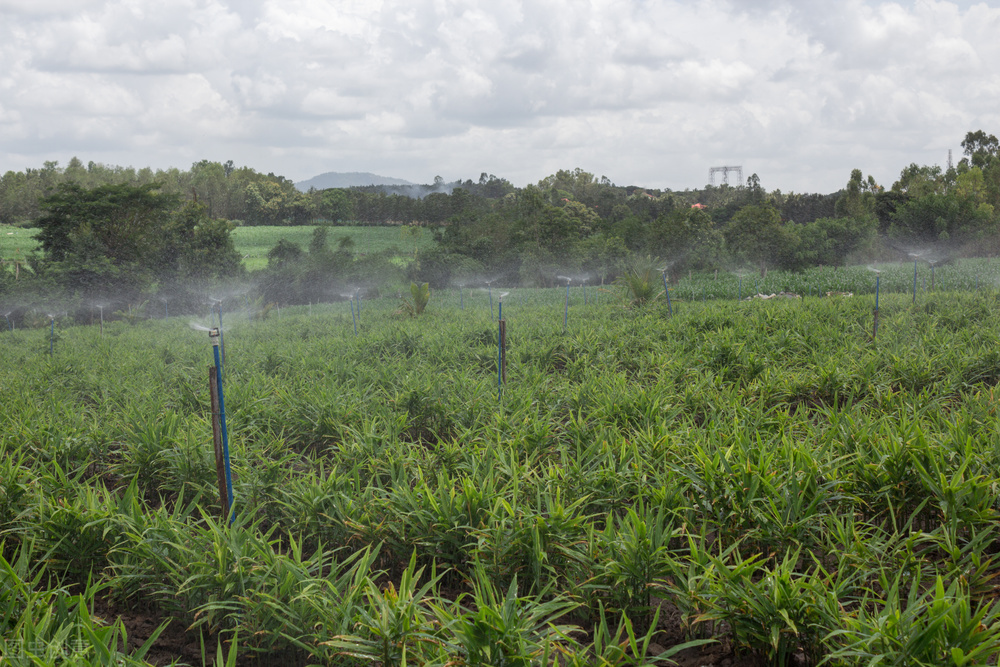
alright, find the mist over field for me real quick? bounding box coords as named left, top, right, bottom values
left=3, top=129, right=999, bottom=321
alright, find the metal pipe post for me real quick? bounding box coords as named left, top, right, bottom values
left=210, top=329, right=235, bottom=523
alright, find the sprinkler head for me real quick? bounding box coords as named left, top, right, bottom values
left=209, top=327, right=221, bottom=346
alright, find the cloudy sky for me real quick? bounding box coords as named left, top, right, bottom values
left=1, top=0, right=998, bottom=193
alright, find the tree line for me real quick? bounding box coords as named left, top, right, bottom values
left=1, top=130, right=998, bottom=313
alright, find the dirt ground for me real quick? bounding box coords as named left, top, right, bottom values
left=99, top=594, right=754, bottom=666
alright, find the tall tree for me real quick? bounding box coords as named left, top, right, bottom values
left=34, top=183, right=241, bottom=297
left=724, top=204, right=800, bottom=276
left=962, top=130, right=1000, bottom=169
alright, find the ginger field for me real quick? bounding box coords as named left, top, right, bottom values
left=3, top=284, right=1000, bottom=665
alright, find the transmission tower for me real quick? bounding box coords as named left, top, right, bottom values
left=947, top=149, right=953, bottom=171
left=709, top=165, right=743, bottom=186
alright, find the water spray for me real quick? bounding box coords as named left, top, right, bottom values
left=210, top=298, right=226, bottom=365
left=95, top=304, right=106, bottom=336
left=48, top=314, right=56, bottom=356
left=558, top=276, right=572, bottom=331
left=208, top=327, right=235, bottom=523
left=485, top=279, right=496, bottom=320
left=4, top=311, right=12, bottom=332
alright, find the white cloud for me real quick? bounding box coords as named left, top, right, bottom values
left=0, top=0, right=998, bottom=191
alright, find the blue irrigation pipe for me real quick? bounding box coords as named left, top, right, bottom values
left=873, top=273, right=881, bottom=339
left=211, top=330, right=235, bottom=524
left=489, top=285, right=494, bottom=320
left=738, top=276, right=742, bottom=301
left=49, top=317, right=54, bottom=355
left=912, top=261, right=918, bottom=303
left=497, top=299, right=503, bottom=399
left=662, top=272, right=673, bottom=317
left=349, top=297, right=358, bottom=336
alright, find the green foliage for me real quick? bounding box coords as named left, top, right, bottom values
left=616, top=255, right=661, bottom=306
left=705, top=550, right=843, bottom=665
left=796, top=215, right=877, bottom=267
left=265, top=238, right=303, bottom=269
left=31, top=183, right=243, bottom=298
left=648, top=206, right=723, bottom=272
left=6, top=268, right=1000, bottom=664
left=574, top=604, right=715, bottom=666
left=326, top=553, right=445, bottom=664
left=890, top=191, right=997, bottom=244
left=0, top=540, right=169, bottom=666
left=7, top=149, right=1000, bottom=305
left=827, top=574, right=1000, bottom=666
left=409, top=281, right=430, bottom=314
left=431, top=564, right=580, bottom=664
left=724, top=203, right=801, bottom=274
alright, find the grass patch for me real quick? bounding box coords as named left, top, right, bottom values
left=233, top=224, right=438, bottom=270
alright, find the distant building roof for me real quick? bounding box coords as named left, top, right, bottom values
left=691, top=203, right=706, bottom=209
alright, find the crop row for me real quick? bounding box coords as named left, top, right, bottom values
left=3, top=289, right=1000, bottom=664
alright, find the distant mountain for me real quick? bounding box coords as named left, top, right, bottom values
left=296, top=171, right=414, bottom=191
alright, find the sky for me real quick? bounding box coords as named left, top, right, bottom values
left=1, top=0, right=998, bottom=194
